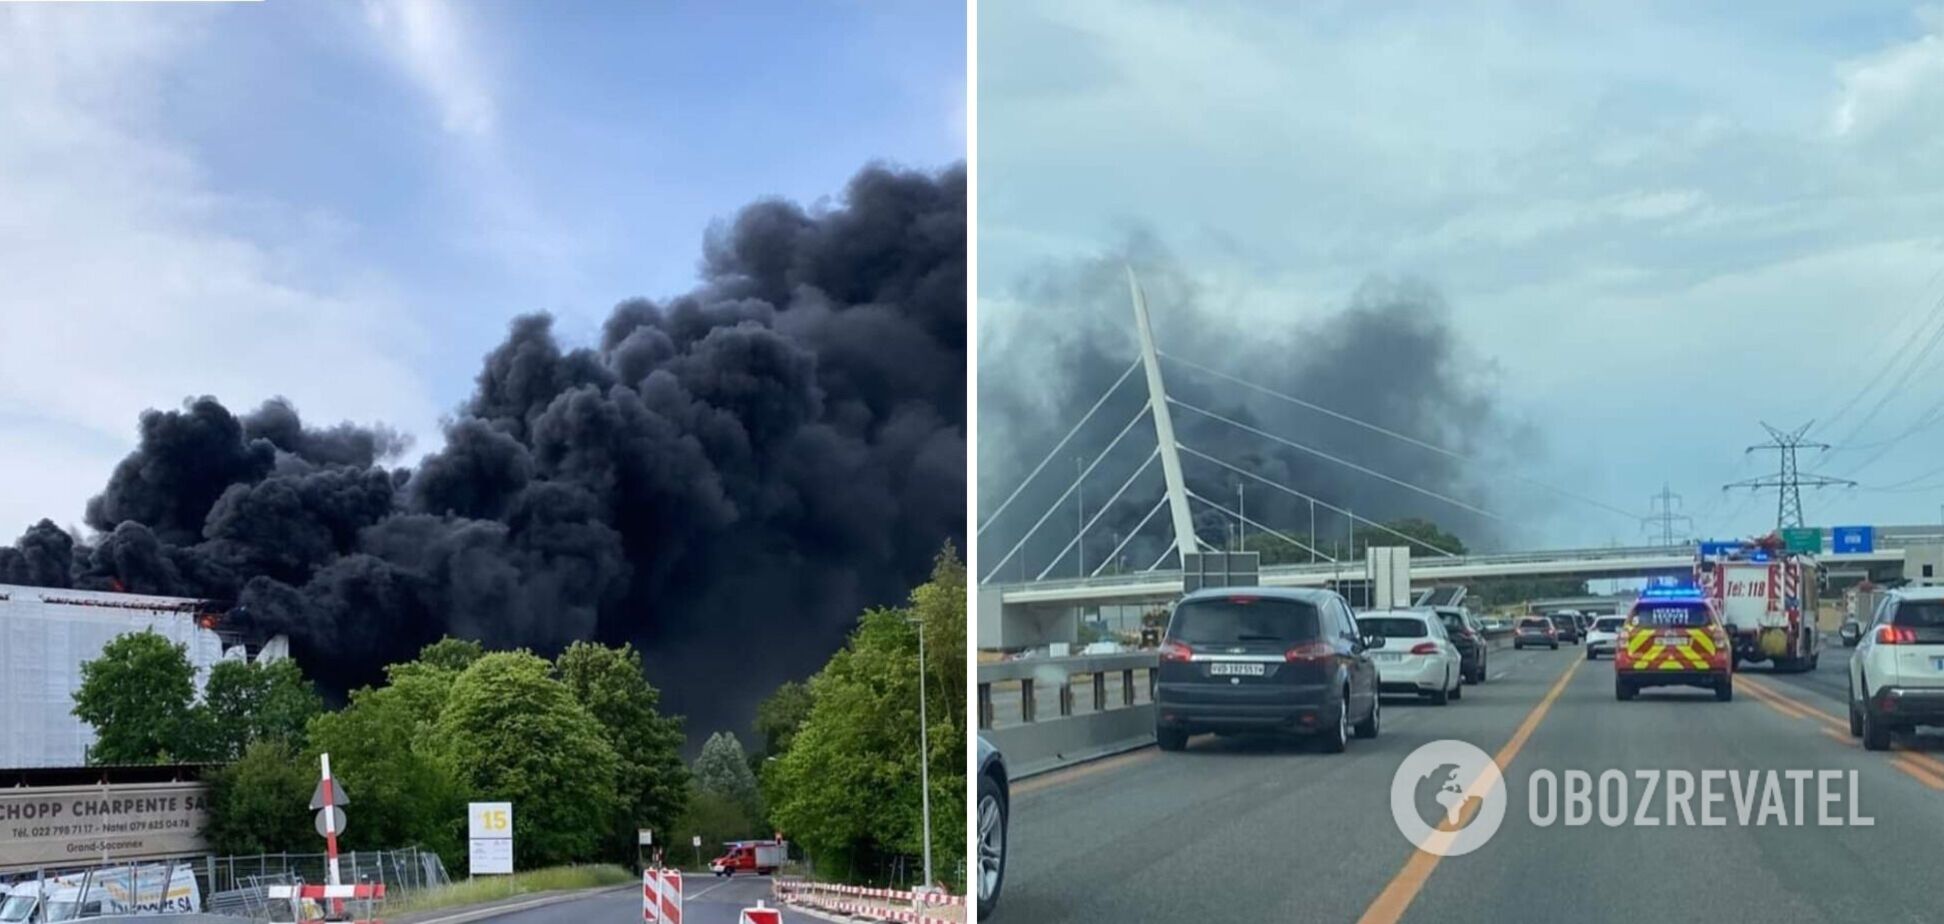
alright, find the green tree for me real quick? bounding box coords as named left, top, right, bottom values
left=670, top=787, right=765, bottom=867
left=194, top=658, right=324, bottom=761
left=754, top=681, right=813, bottom=758
left=306, top=656, right=471, bottom=863
left=765, top=545, right=966, bottom=889
left=555, top=641, right=689, bottom=860
left=417, top=636, right=485, bottom=672
left=201, top=739, right=315, bottom=855
left=432, top=651, right=621, bottom=868
left=693, top=732, right=761, bottom=818
left=72, top=631, right=198, bottom=764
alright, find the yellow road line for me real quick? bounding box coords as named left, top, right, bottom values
left=1355, top=656, right=1581, bottom=924
left=1740, top=679, right=1816, bottom=722
left=1739, top=675, right=1944, bottom=778
left=1892, top=755, right=1944, bottom=790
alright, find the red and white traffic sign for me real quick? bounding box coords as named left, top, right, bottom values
left=643, top=868, right=682, bottom=924
left=738, top=902, right=782, bottom=924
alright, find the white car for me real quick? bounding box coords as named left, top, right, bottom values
left=1848, top=587, right=1944, bottom=750
left=1584, top=616, right=1626, bottom=660
left=1356, top=610, right=1463, bottom=705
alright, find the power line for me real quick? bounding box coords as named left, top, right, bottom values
left=1160, top=351, right=1641, bottom=522
left=1092, top=495, right=1169, bottom=578
left=1035, top=448, right=1160, bottom=581
left=1723, top=421, right=1856, bottom=530
left=1169, top=397, right=1502, bottom=521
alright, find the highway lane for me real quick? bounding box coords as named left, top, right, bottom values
left=993, top=642, right=1944, bottom=923
left=473, top=875, right=811, bottom=924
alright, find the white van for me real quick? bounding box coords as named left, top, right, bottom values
left=0, top=864, right=201, bottom=923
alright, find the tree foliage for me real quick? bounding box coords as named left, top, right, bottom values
left=764, top=545, right=965, bottom=889
left=72, top=631, right=198, bottom=764
left=431, top=651, right=621, bottom=869
left=201, top=739, right=315, bottom=855
left=753, top=682, right=813, bottom=758
left=555, top=641, right=688, bottom=859
left=693, top=732, right=761, bottom=816
left=196, top=658, right=324, bottom=761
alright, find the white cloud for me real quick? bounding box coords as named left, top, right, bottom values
left=362, top=0, right=496, bottom=137
left=0, top=8, right=436, bottom=538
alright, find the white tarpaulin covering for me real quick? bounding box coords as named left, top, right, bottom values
left=0, top=583, right=230, bottom=768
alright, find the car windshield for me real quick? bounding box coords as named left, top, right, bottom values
left=1595, top=618, right=1625, bottom=631
left=1892, top=601, right=1944, bottom=627
left=1435, top=612, right=1466, bottom=632
left=0, top=896, right=36, bottom=924
left=1170, top=597, right=1321, bottom=644
left=1631, top=602, right=1712, bottom=628
left=1548, top=614, right=1574, bottom=625
left=1518, top=618, right=1550, bottom=629
left=1358, top=616, right=1428, bottom=638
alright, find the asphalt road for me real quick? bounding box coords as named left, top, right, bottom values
left=994, top=640, right=1944, bottom=923
left=476, top=875, right=812, bottom=924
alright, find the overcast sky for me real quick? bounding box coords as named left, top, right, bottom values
left=0, top=0, right=963, bottom=540
left=978, top=1, right=1944, bottom=549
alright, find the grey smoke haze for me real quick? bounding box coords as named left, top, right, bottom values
left=0, top=162, right=966, bottom=743
left=977, top=237, right=1529, bottom=580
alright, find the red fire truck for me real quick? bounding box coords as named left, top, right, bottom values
left=1694, top=534, right=1821, bottom=672
left=710, top=840, right=788, bottom=877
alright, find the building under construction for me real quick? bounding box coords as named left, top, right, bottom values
left=0, top=584, right=287, bottom=769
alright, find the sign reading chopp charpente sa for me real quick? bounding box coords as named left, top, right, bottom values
left=0, top=782, right=209, bottom=870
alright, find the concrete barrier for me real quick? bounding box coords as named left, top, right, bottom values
left=981, top=630, right=1521, bottom=779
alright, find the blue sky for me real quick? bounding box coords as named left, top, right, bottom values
left=978, top=1, right=1944, bottom=549
left=0, top=1, right=964, bottom=539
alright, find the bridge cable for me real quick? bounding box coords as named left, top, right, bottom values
left=1178, top=444, right=1461, bottom=557
left=1160, top=351, right=1640, bottom=522
left=976, top=356, right=1141, bottom=538
left=1036, top=448, right=1162, bottom=581
left=1092, top=495, right=1170, bottom=578
left=980, top=401, right=1152, bottom=584
left=1170, top=398, right=1502, bottom=521
left=1185, top=489, right=1336, bottom=563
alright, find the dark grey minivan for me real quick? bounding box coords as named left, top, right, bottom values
left=1155, top=587, right=1382, bottom=753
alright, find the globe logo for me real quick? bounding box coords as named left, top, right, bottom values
left=1389, top=739, right=1506, bottom=856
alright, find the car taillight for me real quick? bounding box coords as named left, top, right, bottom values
left=1409, top=642, right=1439, bottom=655
left=1161, top=639, right=1194, bottom=661
left=1877, top=625, right=1918, bottom=645
left=1285, top=641, right=1333, bottom=662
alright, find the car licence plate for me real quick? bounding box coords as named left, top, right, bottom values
left=1931, top=657, right=1944, bottom=671
left=1208, top=662, right=1265, bottom=676
left=1657, top=633, right=1692, bottom=647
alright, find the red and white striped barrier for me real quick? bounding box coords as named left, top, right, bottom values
left=266, top=884, right=387, bottom=899
left=770, top=879, right=963, bottom=923
left=643, top=868, right=683, bottom=924
left=739, top=902, right=783, bottom=924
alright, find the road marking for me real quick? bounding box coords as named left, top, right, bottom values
left=1013, top=746, right=1162, bottom=796
left=1892, top=755, right=1944, bottom=790
left=1354, top=655, right=1581, bottom=924
left=1740, top=678, right=1822, bottom=724
left=1739, top=676, right=1844, bottom=731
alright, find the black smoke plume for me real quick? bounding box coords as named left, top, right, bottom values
left=0, top=163, right=965, bottom=740
left=977, top=236, right=1527, bottom=583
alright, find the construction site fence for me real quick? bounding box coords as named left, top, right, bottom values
left=0, top=848, right=448, bottom=922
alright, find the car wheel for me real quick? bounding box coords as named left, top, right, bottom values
left=1810, top=652, right=1820, bottom=670
left=1353, top=691, right=1380, bottom=739
left=1551, top=642, right=1559, bottom=650
left=1862, top=699, right=1892, bottom=751
left=977, top=772, right=1007, bottom=920
left=1320, top=694, right=1348, bottom=753
left=1514, top=642, right=1523, bottom=650
left=1427, top=684, right=1449, bottom=706
left=1156, top=726, right=1189, bottom=752
left=1714, top=676, right=1733, bottom=702
left=1615, top=677, right=1636, bottom=701
left=1586, top=648, right=1596, bottom=661
left=1848, top=700, right=1863, bottom=737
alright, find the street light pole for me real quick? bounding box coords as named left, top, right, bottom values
left=1237, top=483, right=1246, bottom=554
left=1076, top=457, right=1085, bottom=577
left=910, top=616, right=934, bottom=891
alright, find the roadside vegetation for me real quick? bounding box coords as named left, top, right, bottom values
left=382, top=864, right=636, bottom=915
